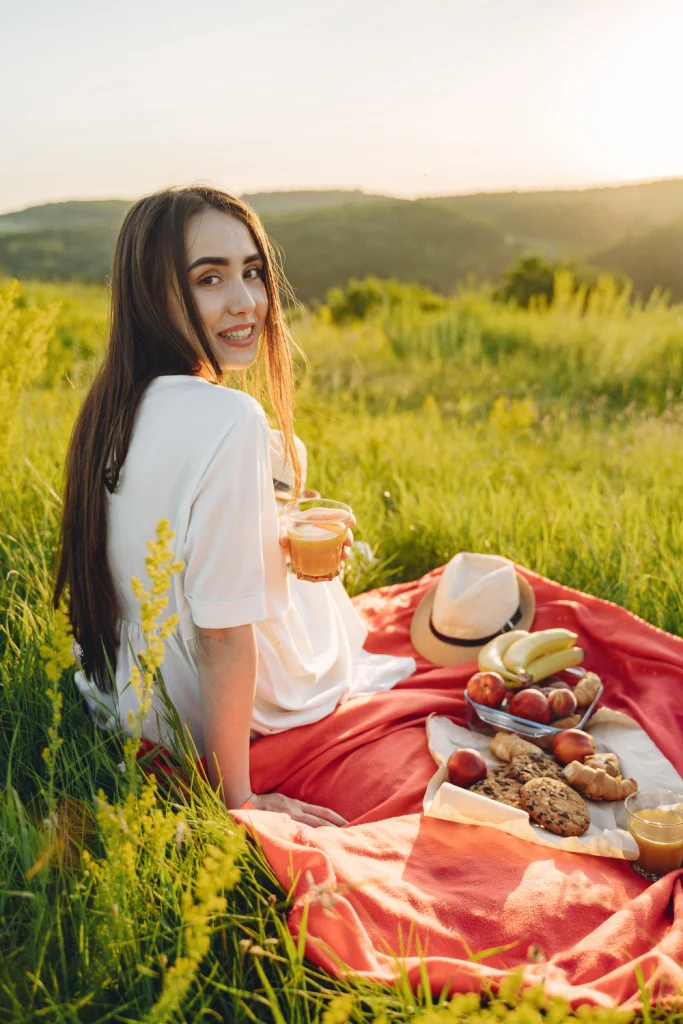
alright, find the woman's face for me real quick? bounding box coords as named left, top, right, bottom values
left=169, top=208, right=268, bottom=372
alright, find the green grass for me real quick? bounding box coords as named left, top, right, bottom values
left=1, top=275, right=683, bottom=1021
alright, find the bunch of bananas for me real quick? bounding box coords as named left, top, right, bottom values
left=478, top=628, right=585, bottom=687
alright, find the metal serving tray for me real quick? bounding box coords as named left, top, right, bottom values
left=464, top=670, right=604, bottom=739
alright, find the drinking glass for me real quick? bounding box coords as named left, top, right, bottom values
left=284, top=498, right=353, bottom=582
left=625, top=789, right=683, bottom=880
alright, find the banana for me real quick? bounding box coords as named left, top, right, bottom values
left=478, top=630, right=531, bottom=684
left=524, top=646, right=586, bottom=683
left=502, top=628, right=579, bottom=676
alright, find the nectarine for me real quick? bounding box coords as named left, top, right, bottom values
left=547, top=688, right=577, bottom=720
left=552, top=729, right=595, bottom=765
left=447, top=748, right=488, bottom=788
left=508, top=688, right=551, bottom=724
left=466, top=672, right=506, bottom=709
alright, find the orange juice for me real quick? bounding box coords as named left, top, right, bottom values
left=626, top=803, right=683, bottom=877
left=284, top=500, right=353, bottom=581
left=288, top=513, right=347, bottom=581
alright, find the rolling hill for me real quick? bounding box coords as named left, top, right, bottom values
left=0, top=194, right=514, bottom=301
left=0, top=199, right=131, bottom=235
left=1, top=177, right=683, bottom=301
left=592, top=220, right=683, bottom=302
left=265, top=200, right=512, bottom=303
left=428, top=178, right=683, bottom=256
left=0, top=191, right=388, bottom=233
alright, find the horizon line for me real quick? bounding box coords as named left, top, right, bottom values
left=2, top=171, right=683, bottom=218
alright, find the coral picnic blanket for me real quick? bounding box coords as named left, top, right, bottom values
left=143, top=565, right=683, bottom=1008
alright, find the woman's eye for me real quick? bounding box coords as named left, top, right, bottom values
left=245, top=267, right=264, bottom=280
left=199, top=274, right=220, bottom=286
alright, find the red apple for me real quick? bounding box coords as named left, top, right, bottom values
left=508, top=688, right=551, bottom=724
left=547, top=688, right=578, bottom=720
left=447, top=748, right=488, bottom=788
left=466, top=671, right=506, bottom=709
left=552, top=729, right=596, bottom=765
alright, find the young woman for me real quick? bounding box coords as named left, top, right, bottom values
left=54, top=186, right=415, bottom=825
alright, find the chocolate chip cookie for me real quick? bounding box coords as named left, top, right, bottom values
left=470, top=767, right=523, bottom=810
left=506, top=751, right=566, bottom=786
left=519, top=777, right=590, bottom=836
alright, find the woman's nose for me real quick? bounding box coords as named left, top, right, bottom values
left=225, top=277, right=256, bottom=316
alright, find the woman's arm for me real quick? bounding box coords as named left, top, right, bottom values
left=195, top=623, right=348, bottom=827
left=196, top=623, right=256, bottom=807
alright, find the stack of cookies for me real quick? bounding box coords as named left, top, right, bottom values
left=471, top=750, right=590, bottom=837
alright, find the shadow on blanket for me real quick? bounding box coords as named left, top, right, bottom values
left=148, top=564, right=683, bottom=1008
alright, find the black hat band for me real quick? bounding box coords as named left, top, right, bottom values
left=428, top=604, right=523, bottom=648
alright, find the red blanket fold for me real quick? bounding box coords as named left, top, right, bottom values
left=232, top=565, right=683, bottom=1008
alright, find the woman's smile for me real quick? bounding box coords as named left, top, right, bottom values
left=217, top=323, right=256, bottom=347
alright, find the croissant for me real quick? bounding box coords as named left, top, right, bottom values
left=585, top=752, right=621, bottom=778
left=573, top=672, right=602, bottom=708
left=563, top=760, right=637, bottom=800
left=490, top=732, right=540, bottom=762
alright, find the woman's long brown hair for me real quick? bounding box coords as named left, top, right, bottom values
left=54, top=185, right=300, bottom=693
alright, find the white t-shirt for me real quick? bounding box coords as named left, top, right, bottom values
left=75, top=374, right=415, bottom=756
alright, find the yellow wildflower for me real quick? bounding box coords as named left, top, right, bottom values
left=39, top=602, right=74, bottom=683
left=143, top=832, right=244, bottom=1024
left=123, top=518, right=184, bottom=777
left=322, top=993, right=355, bottom=1024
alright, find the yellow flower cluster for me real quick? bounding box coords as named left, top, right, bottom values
left=41, top=688, right=64, bottom=763
left=38, top=601, right=73, bottom=800
left=322, top=993, right=355, bottom=1024
left=39, top=603, right=74, bottom=683
left=488, top=395, right=539, bottom=436
left=131, top=517, right=184, bottom=638
left=181, top=840, right=242, bottom=959
left=142, top=836, right=244, bottom=1024
left=398, top=979, right=634, bottom=1024
left=81, top=774, right=189, bottom=979
left=0, top=278, right=57, bottom=452
left=124, top=519, right=183, bottom=770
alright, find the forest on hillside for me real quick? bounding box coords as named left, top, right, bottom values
left=1, top=179, right=682, bottom=302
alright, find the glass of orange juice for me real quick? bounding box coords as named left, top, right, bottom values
left=284, top=498, right=353, bottom=582
left=625, top=790, right=683, bottom=880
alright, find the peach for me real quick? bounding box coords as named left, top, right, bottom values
left=552, top=729, right=596, bottom=765
left=508, top=688, right=551, bottom=724
left=466, top=672, right=506, bottom=709
left=547, top=688, right=578, bottom=720
left=447, top=748, right=488, bottom=788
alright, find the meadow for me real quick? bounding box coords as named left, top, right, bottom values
left=1, top=272, right=682, bottom=1023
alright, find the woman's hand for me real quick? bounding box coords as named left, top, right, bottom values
left=251, top=791, right=348, bottom=827
left=279, top=515, right=356, bottom=567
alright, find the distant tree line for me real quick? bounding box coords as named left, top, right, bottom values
left=2, top=187, right=683, bottom=302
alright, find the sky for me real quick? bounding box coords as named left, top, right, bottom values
left=1, top=0, right=683, bottom=215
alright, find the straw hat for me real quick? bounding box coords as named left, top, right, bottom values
left=269, top=429, right=308, bottom=497
left=410, top=552, right=536, bottom=666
